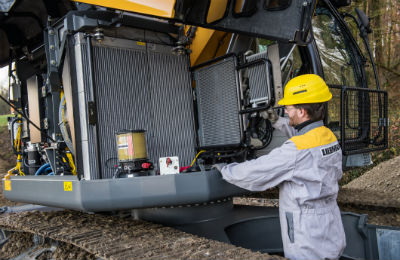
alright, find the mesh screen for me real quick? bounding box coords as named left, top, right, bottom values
left=245, top=51, right=272, bottom=105
left=194, top=56, right=242, bottom=147
left=328, top=86, right=388, bottom=155
left=78, top=40, right=196, bottom=179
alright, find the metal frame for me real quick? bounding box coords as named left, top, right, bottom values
left=329, top=85, right=388, bottom=155
left=192, top=53, right=244, bottom=149
left=237, top=58, right=274, bottom=114
left=175, top=0, right=317, bottom=45
left=3, top=171, right=246, bottom=212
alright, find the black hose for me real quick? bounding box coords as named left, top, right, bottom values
left=0, top=95, right=55, bottom=142
left=251, top=118, right=273, bottom=151
left=23, top=157, right=42, bottom=168
left=105, top=157, right=119, bottom=169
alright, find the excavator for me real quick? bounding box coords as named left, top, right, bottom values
left=0, top=0, right=398, bottom=259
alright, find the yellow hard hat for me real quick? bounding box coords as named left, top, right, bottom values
left=278, top=74, right=332, bottom=106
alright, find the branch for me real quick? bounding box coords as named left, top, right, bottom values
left=375, top=63, right=400, bottom=77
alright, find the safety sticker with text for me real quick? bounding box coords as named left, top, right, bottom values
left=64, top=181, right=73, bottom=191
left=4, top=180, right=11, bottom=191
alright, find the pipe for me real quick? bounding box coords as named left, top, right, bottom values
left=35, top=163, right=51, bottom=176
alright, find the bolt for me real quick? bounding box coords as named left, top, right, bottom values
left=50, top=60, right=56, bottom=65
left=49, top=30, right=54, bottom=35
left=303, top=1, right=308, bottom=6
left=50, top=45, right=55, bottom=50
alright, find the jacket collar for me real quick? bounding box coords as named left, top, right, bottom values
left=295, top=120, right=324, bottom=135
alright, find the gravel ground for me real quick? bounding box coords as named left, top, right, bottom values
left=343, top=155, right=400, bottom=200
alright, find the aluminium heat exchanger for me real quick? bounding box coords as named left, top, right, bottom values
left=71, top=33, right=197, bottom=180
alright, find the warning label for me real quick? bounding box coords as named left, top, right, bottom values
left=64, top=181, right=73, bottom=191
left=4, top=180, right=11, bottom=191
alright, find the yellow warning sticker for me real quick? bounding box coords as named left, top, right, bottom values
left=64, top=181, right=73, bottom=191
left=4, top=180, right=11, bottom=191
left=136, top=41, right=146, bottom=46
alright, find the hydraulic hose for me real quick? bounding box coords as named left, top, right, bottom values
left=35, top=163, right=52, bottom=176
left=59, top=94, right=74, bottom=155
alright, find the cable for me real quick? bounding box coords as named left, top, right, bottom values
left=10, top=117, right=21, bottom=155
left=59, top=92, right=74, bottom=155
left=35, top=163, right=51, bottom=176
left=23, top=157, right=41, bottom=168
left=105, top=157, right=119, bottom=169
left=190, top=150, right=206, bottom=167
left=0, top=95, right=55, bottom=142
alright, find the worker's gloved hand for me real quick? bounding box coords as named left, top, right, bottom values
left=211, top=163, right=227, bottom=172
left=260, top=108, right=279, bottom=124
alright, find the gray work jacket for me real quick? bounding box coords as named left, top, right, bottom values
left=220, top=118, right=346, bottom=260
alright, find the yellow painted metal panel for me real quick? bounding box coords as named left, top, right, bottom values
left=207, top=0, right=228, bottom=23
left=73, top=0, right=176, bottom=18
left=190, top=27, right=231, bottom=66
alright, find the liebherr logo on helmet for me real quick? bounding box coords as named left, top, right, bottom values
left=321, top=144, right=341, bottom=156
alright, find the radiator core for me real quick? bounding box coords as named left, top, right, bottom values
left=72, top=35, right=196, bottom=179
left=194, top=56, right=242, bottom=148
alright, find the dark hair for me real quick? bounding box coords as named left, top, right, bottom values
left=294, top=103, right=327, bottom=121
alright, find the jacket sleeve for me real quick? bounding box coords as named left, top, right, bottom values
left=220, top=141, right=297, bottom=191
left=272, top=117, right=297, bottom=138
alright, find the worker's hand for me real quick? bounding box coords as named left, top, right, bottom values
left=260, top=108, right=279, bottom=124
left=211, top=163, right=227, bottom=172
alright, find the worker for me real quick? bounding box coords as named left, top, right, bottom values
left=214, top=74, right=346, bottom=260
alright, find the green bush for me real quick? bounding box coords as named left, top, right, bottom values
left=0, top=114, right=11, bottom=127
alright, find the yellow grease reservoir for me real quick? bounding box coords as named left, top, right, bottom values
left=116, top=130, right=147, bottom=162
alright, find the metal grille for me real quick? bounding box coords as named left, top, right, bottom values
left=328, top=86, right=388, bottom=155
left=245, top=51, right=272, bottom=105
left=79, top=39, right=196, bottom=179
left=194, top=56, right=242, bottom=148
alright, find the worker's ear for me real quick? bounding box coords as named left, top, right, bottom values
left=297, top=107, right=308, bottom=119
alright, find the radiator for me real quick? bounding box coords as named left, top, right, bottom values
left=193, top=56, right=242, bottom=148
left=245, top=51, right=273, bottom=106
left=71, top=34, right=196, bottom=179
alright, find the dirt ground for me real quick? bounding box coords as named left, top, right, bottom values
left=0, top=126, right=96, bottom=260
left=0, top=126, right=21, bottom=207
left=343, top=155, right=400, bottom=199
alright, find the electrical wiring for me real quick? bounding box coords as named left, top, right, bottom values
left=190, top=150, right=206, bottom=167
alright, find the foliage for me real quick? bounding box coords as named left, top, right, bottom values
left=0, top=114, right=11, bottom=127
left=0, top=89, right=10, bottom=115
left=336, top=0, right=400, bottom=185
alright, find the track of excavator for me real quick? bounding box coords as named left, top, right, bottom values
left=0, top=208, right=285, bottom=260
left=1, top=187, right=399, bottom=260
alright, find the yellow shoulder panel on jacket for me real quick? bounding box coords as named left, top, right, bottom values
left=290, top=126, right=337, bottom=150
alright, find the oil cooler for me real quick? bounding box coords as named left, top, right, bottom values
left=68, top=33, right=196, bottom=180
left=193, top=55, right=243, bottom=148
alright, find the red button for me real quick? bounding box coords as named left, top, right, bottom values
left=142, top=162, right=151, bottom=169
